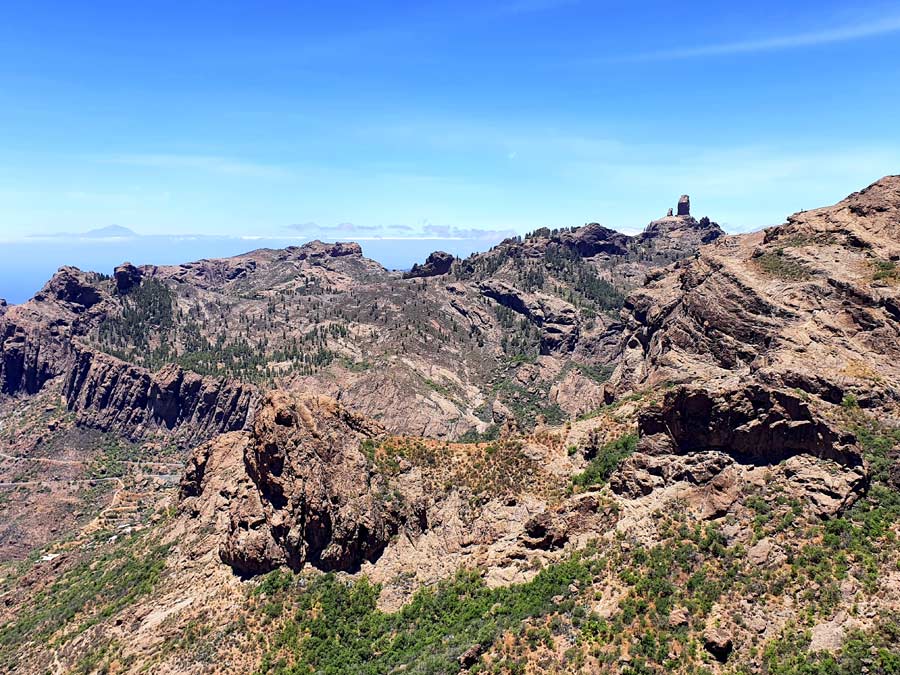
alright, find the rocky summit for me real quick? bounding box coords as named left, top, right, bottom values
left=1, top=182, right=899, bottom=674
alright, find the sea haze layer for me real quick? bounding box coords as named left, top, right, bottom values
left=0, top=235, right=505, bottom=305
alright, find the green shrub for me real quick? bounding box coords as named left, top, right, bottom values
left=755, top=249, right=812, bottom=280
left=573, top=434, right=637, bottom=488
left=0, top=536, right=169, bottom=667
left=257, top=557, right=590, bottom=674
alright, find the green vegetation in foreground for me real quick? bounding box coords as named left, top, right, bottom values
left=873, top=259, right=900, bottom=283
left=255, top=558, right=590, bottom=675
left=572, top=433, right=637, bottom=489
left=251, top=483, right=900, bottom=675
left=757, top=619, right=900, bottom=675
left=576, top=512, right=900, bottom=675
left=0, top=534, right=169, bottom=668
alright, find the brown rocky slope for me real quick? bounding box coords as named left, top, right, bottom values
left=1, top=181, right=898, bottom=674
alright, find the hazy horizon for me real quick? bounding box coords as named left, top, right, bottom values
left=3, top=1, right=899, bottom=300
left=0, top=231, right=520, bottom=305
left=2, top=1, right=899, bottom=252
left=0, top=173, right=878, bottom=304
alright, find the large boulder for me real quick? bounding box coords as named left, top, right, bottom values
left=34, top=267, right=102, bottom=311
left=181, top=391, right=418, bottom=576
left=703, top=627, right=733, bottom=662
left=114, top=262, right=143, bottom=293
left=403, top=251, right=455, bottom=279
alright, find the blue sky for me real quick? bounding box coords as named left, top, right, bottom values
left=1, top=0, right=899, bottom=301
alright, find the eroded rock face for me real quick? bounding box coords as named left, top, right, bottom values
left=637, top=385, right=861, bottom=467
left=611, top=385, right=867, bottom=517
left=290, top=240, right=363, bottom=259
left=114, top=262, right=143, bottom=293
left=182, top=392, right=415, bottom=575
left=479, top=280, right=579, bottom=353
left=611, top=176, right=900, bottom=404
left=557, top=223, right=631, bottom=257
left=403, top=251, right=454, bottom=279
left=0, top=268, right=110, bottom=396
left=33, top=267, right=103, bottom=311
left=63, top=347, right=258, bottom=444
left=677, top=194, right=691, bottom=217
left=611, top=450, right=735, bottom=500
left=637, top=212, right=724, bottom=256
left=0, top=319, right=62, bottom=395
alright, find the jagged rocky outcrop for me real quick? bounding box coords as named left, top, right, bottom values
left=181, top=392, right=416, bottom=575
left=0, top=267, right=112, bottom=396
left=63, top=346, right=258, bottom=444
left=178, top=390, right=618, bottom=585
left=145, top=240, right=369, bottom=290
left=32, top=266, right=104, bottom=311
left=610, top=385, right=868, bottom=517
left=556, top=223, right=631, bottom=257
left=636, top=196, right=724, bottom=257
left=611, top=177, right=900, bottom=405
left=403, top=251, right=454, bottom=279
left=604, top=181, right=900, bottom=514
left=635, top=385, right=861, bottom=467
left=489, top=202, right=717, bottom=264
left=479, top=280, right=579, bottom=353
left=114, top=261, right=143, bottom=293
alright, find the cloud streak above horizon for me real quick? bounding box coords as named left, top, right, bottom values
left=603, top=13, right=900, bottom=62
left=286, top=221, right=518, bottom=242
left=5, top=221, right=519, bottom=246
left=98, top=154, right=288, bottom=178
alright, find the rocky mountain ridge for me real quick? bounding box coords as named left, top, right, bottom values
left=1, top=182, right=898, bottom=674
left=611, top=176, right=900, bottom=405
left=1, top=193, right=719, bottom=445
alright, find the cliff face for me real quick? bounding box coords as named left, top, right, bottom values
left=63, top=346, right=259, bottom=444
left=0, top=267, right=109, bottom=396
left=0, top=318, right=60, bottom=395
left=0, top=265, right=258, bottom=444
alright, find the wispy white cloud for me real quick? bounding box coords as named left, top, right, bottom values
left=99, top=154, right=288, bottom=178
left=287, top=220, right=517, bottom=241
left=604, top=14, right=900, bottom=62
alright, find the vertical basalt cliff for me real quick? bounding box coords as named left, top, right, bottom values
left=63, top=346, right=259, bottom=444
